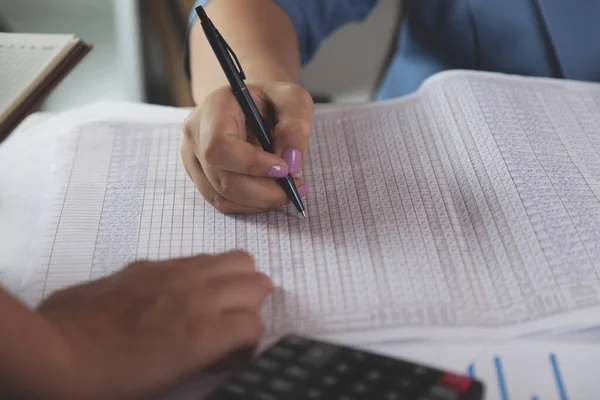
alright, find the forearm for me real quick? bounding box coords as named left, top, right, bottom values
left=189, top=0, right=301, bottom=104
left=0, top=288, right=74, bottom=399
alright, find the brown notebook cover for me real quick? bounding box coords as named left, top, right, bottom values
left=0, top=35, right=92, bottom=144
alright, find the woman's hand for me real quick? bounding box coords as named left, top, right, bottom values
left=181, top=82, right=314, bottom=214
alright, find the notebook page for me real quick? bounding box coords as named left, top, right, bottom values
left=19, top=71, right=600, bottom=343
left=0, top=33, right=74, bottom=119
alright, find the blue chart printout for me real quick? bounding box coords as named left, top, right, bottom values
left=365, top=340, right=599, bottom=400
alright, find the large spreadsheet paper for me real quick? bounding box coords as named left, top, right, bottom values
left=20, top=71, right=600, bottom=342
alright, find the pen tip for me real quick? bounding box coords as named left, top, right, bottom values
left=302, top=211, right=307, bottom=219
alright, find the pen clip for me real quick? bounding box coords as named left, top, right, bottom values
left=216, top=28, right=246, bottom=81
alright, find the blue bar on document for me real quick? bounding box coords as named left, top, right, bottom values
left=467, top=363, right=475, bottom=379
left=494, top=356, right=509, bottom=400
left=550, top=353, right=568, bottom=400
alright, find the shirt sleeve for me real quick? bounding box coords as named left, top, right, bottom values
left=183, top=0, right=378, bottom=78
left=274, top=0, right=379, bottom=65
left=183, top=0, right=209, bottom=80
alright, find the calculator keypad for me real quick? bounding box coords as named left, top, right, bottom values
left=205, top=335, right=484, bottom=400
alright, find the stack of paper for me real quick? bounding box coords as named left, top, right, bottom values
left=15, top=70, right=600, bottom=344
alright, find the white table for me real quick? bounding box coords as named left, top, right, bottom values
left=2, top=104, right=599, bottom=400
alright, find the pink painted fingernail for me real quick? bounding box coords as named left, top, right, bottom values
left=298, top=185, right=309, bottom=197
left=282, top=149, right=302, bottom=174
left=268, top=165, right=288, bottom=178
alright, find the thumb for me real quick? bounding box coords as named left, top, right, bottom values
left=261, top=82, right=314, bottom=174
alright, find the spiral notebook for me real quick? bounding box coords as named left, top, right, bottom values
left=0, top=32, right=92, bottom=142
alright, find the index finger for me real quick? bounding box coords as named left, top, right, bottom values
left=186, top=250, right=258, bottom=276
left=260, top=82, right=314, bottom=170
left=194, top=89, right=290, bottom=178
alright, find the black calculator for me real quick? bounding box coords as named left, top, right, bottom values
left=205, top=335, right=485, bottom=400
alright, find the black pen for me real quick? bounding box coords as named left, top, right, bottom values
left=195, top=6, right=307, bottom=218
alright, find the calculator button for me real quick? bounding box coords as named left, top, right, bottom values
left=299, top=343, right=340, bottom=367
left=269, top=378, right=295, bottom=393
left=304, top=388, right=324, bottom=399
left=334, top=362, right=353, bottom=374
left=350, top=351, right=368, bottom=362
left=412, top=366, right=440, bottom=384
left=222, top=383, right=248, bottom=395
left=371, top=354, right=412, bottom=372
left=268, top=346, right=296, bottom=360
left=383, top=390, right=408, bottom=400
left=281, top=335, right=311, bottom=347
left=322, top=375, right=339, bottom=386
left=439, top=373, right=472, bottom=393
left=365, top=369, right=383, bottom=381
left=284, top=365, right=310, bottom=379
left=253, top=358, right=280, bottom=371
left=352, top=382, right=369, bottom=394
left=238, top=371, right=263, bottom=384
left=427, top=385, right=460, bottom=400
left=253, top=392, right=277, bottom=400
left=394, top=376, right=417, bottom=392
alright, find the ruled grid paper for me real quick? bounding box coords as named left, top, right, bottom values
left=20, top=71, right=600, bottom=341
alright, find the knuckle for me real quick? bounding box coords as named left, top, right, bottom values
left=293, top=119, right=312, bottom=139
left=242, top=151, right=262, bottom=176
left=277, top=118, right=311, bottom=141
left=236, top=315, right=262, bottom=342
left=229, top=250, right=256, bottom=268
left=154, top=291, right=178, bottom=314
left=277, top=82, right=313, bottom=107
left=185, top=315, right=210, bottom=343
left=202, top=138, right=222, bottom=167
left=216, top=175, right=231, bottom=197
left=182, top=113, right=197, bottom=141
left=209, top=191, right=235, bottom=214
left=208, top=191, right=223, bottom=209
left=206, top=279, right=231, bottom=305
left=296, top=87, right=314, bottom=108
left=267, top=195, right=289, bottom=210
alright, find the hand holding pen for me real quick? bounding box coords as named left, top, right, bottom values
left=179, top=6, right=313, bottom=216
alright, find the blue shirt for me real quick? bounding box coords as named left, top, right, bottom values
left=188, top=0, right=600, bottom=100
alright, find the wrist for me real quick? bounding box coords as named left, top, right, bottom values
left=20, top=319, right=81, bottom=400
left=0, top=290, right=80, bottom=399
left=192, top=64, right=298, bottom=107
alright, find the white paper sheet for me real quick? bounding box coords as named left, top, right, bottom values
left=18, top=71, right=600, bottom=342
left=0, top=102, right=192, bottom=294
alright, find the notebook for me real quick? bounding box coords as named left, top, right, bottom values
left=17, top=70, right=600, bottom=344
left=0, top=32, right=92, bottom=142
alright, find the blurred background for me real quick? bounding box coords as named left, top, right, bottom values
left=0, top=0, right=399, bottom=111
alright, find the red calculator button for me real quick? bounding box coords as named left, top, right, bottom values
left=439, top=373, right=472, bottom=393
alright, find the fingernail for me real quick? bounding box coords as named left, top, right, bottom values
left=268, top=165, right=288, bottom=178
left=282, top=149, right=302, bottom=174
left=298, top=185, right=309, bottom=197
